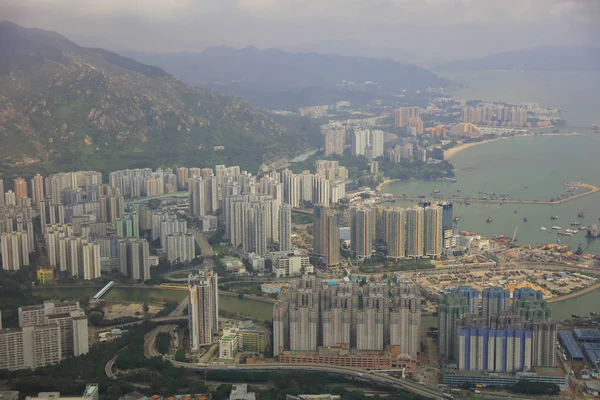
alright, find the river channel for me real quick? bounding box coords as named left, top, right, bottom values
left=33, top=284, right=599, bottom=331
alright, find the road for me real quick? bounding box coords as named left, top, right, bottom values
left=105, top=356, right=118, bottom=380
left=190, top=227, right=215, bottom=257
left=165, top=361, right=450, bottom=400
left=106, top=297, right=189, bottom=379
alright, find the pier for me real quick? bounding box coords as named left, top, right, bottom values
left=389, top=182, right=600, bottom=205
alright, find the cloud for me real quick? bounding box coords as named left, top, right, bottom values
left=1, top=0, right=598, bottom=60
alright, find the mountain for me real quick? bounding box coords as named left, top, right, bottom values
left=437, top=46, right=600, bottom=72
left=0, top=22, right=320, bottom=176
left=126, top=46, right=448, bottom=109
left=287, top=40, right=416, bottom=63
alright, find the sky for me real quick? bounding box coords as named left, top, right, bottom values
left=2, top=0, right=599, bottom=63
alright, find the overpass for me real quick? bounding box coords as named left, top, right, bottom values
left=165, top=362, right=451, bottom=400
left=190, top=227, right=215, bottom=257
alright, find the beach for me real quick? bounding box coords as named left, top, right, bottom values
left=443, top=132, right=583, bottom=159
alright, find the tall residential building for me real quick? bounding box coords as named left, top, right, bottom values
left=454, top=311, right=556, bottom=372
left=13, top=178, right=28, bottom=201
left=351, top=129, right=369, bottom=156
left=458, top=327, right=533, bottom=372
left=0, top=178, right=4, bottom=207
left=31, top=174, right=44, bottom=208
left=482, top=287, right=510, bottom=323
left=40, top=201, right=65, bottom=234
left=2, top=301, right=89, bottom=370
left=369, top=130, right=385, bottom=158
left=225, top=195, right=278, bottom=256
left=57, top=237, right=101, bottom=280
left=118, top=239, right=151, bottom=281
left=115, top=212, right=139, bottom=238
left=355, top=282, right=386, bottom=351
left=390, top=277, right=422, bottom=360
left=350, top=208, right=374, bottom=259
left=189, top=271, right=219, bottom=350
left=290, top=276, right=319, bottom=351
left=166, top=233, right=195, bottom=264
left=405, top=207, right=424, bottom=258
left=189, top=176, right=218, bottom=217
left=323, top=127, right=346, bottom=156
left=274, top=277, right=422, bottom=360
left=450, top=286, right=480, bottom=314
left=440, top=202, right=454, bottom=249
left=0, top=231, right=30, bottom=270
left=0, top=325, right=61, bottom=370
left=313, top=206, right=340, bottom=266
left=394, top=107, right=420, bottom=128
left=424, top=205, right=443, bottom=258
left=385, top=208, right=406, bottom=259
left=438, top=293, right=470, bottom=360
left=278, top=204, right=292, bottom=251
left=98, top=187, right=124, bottom=223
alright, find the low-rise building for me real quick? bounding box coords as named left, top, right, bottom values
left=247, top=253, right=265, bottom=272
left=273, top=254, right=312, bottom=277
left=219, top=328, right=239, bottom=360
left=229, top=385, right=255, bottom=400
left=221, top=257, right=246, bottom=274
left=443, top=367, right=568, bottom=391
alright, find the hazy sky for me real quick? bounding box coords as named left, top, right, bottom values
left=2, top=0, right=599, bottom=62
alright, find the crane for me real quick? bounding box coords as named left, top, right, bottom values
left=512, top=225, right=519, bottom=243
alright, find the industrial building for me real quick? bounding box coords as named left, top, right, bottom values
left=443, top=367, right=568, bottom=391
left=558, top=330, right=584, bottom=361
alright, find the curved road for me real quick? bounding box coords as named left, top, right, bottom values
left=165, top=361, right=450, bottom=400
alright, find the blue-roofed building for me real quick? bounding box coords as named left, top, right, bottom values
left=582, top=343, right=600, bottom=369
left=558, top=272, right=569, bottom=279
left=458, top=327, right=533, bottom=372
left=574, top=328, right=600, bottom=343
left=558, top=330, right=584, bottom=361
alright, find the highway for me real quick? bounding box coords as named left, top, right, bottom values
left=106, top=297, right=189, bottom=378
left=164, top=361, right=450, bottom=400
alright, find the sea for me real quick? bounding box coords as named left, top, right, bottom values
left=383, top=70, right=600, bottom=254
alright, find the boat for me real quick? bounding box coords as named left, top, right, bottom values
left=523, top=216, right=528, bottom=222
left=572, top=314, right=580, bottom=319
left=453, top=217, right=461, bottom=222
left=578, top=211, right=586, bottom=218
left=551, top=215, right=559, bottom=220
left=486, top=217, right=493, bottom=223
left=552, top=226, right=561, bottom=230
left=514, top=210, right=518, bottom=214
left=571, top=221, right=580, bottom=226
left=579, top=226, right=587, bottom=230
left=540, top=227, right=547, bottom=231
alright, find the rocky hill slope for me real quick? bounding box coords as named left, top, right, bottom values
left=0, top=22, right=319, bottom=176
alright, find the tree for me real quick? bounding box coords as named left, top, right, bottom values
left=87, top=311, right=103, bottom=327
left=175, top=349, right=187, bottom=362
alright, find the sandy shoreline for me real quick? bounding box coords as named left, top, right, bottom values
left=443, top=132, right=583, bottom=159
left=376, top=132, right=584, bottom=191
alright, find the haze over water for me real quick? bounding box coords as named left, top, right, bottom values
left=384, top=70, right=600, bottom=254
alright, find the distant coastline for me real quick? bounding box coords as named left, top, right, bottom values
left=443, top=131, right=583, bottom=159
left=377, top=132, right=584, bottom=192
